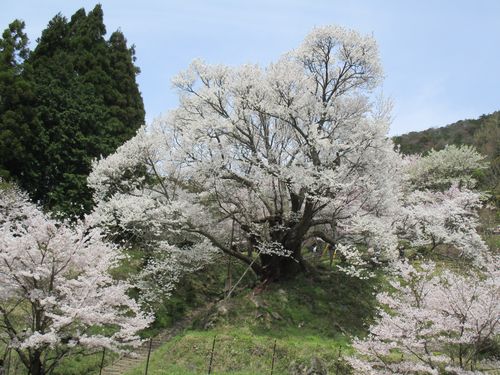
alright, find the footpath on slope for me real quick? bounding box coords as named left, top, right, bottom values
left=100, top=302, right=215, bottom=375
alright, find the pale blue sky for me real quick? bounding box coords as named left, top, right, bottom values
left=2, top=0, right=499, bottom=135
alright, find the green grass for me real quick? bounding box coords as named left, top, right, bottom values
left=123, top=327, right=350, bottom=375
left=122, top=265, right=382, bottom=375
left=1, top=347, right=118, bottom=375
left=53, top=350, right=117, bottom=375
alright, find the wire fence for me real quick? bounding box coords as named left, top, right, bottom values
left=135, top=334, right=349, bottom=375
left=2, top=336, right=350, bottom=375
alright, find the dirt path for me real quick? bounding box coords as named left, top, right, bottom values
left=100, top=302, right=214, bottom=375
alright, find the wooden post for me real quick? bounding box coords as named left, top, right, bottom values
left=226, top=217, right=235, bottom=297
left=99, top=347, right=106, bottom=375
left=207, top=335, right=216, bottom=374
left=335, top=346, right=341, bottom=374
left=144, top=338, right=153, bottom=375
left=226, top=256, right=232, bottom=297
left=270, top=339, right=277, bottom=375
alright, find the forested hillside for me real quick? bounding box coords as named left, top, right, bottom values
left=393, top=111, right=499, bottom=156
left=393, top=111, right=500, bottom=202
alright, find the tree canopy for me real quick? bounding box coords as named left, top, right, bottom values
left=349, top=258, right=500, bottom=374
left=0, top=20, right=43, bottom=191
left=90, top=26, right=488, bottom=285
left=90, top=26, right=401, bottom=281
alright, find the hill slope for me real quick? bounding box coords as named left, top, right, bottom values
left=393, top=111, right=499, bottom=157
left=393, top=111, right=500, bottom=202
left=119, top=261, right=383, bottom=375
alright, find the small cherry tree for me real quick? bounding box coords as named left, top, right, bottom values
left=348, top=260, right=500, bottom=374
left=398, top=186, right=487, bottom=262
left=397, top=145, right=489, bottom=264
left=405, top=144, right=486, bottom=191
left=0, top=185, right=152, bottom=375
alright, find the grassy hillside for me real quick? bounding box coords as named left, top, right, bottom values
left=120, top=261, right=383, bottom=375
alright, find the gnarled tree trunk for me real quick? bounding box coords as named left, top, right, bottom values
left=29, top=350, right=44, bottom=375
left=259, top=246, right=306, bottom=281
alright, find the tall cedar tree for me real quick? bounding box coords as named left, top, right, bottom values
left=0, top=20, right=44, bottom=191
left=0, top=5, right=145, bottom=217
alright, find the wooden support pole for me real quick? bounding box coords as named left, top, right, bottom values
left=226, top=217, right=235, bottom=297
left=99, top=347, right=106, bottom=375
left=335, top=346, right=341, bottom=374
left=207, top=335, right=216, bottom=374
left=270, top=339, right=277, bottom=375
left=6, top=348, right=12, bottom=375
left=144, top=338, right=153, bottom=375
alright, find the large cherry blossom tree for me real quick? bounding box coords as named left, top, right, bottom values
left=90, top=26, right=403, bottom=280
left=89, top=26, right=488, bottom=283
left=0, top=184, right=152, bottom=375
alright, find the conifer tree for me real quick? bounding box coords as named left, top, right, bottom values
left=0, top=20, right=43, bottom=192
left=0, top=5, right=145, bottom=217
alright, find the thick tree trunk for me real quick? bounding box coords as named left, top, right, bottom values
left=29, top=351, right=44, bottom=375
left=259, top=242, right=306, bottom=281
left=258, top=205, right=314, bottom=280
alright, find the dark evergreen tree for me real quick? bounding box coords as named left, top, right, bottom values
left=0, top=21, right=43, bottom=190
left=105, top=30, right=145, bottom=147
left=2, top=5, right=146, bottom=217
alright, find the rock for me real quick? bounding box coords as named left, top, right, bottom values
left=277, top=288, right=288, bottom=303
left=249, top=293, right=267, bottom=308
left=288, top=357, right=328, bottom=375
left=307, top=357, right=327, bottom=375
left=270, top=311, right=283, bottom=320
left=288, top=361, right=308, bottom=375
left=203, top=319, right=215, bottom=330
left=217, top=303, right=228, bottom=316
